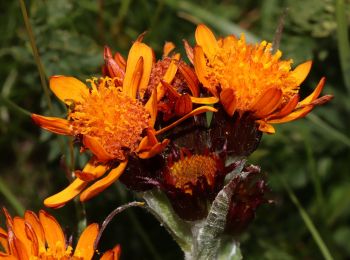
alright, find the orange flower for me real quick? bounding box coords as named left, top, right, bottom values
left=0, top=209, right=121, bottom=260
left=192, top=24, right=333, bottom=133
left=32, top=40, right=216, bottom=208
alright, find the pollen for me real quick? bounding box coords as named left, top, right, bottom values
left=69, top=77, right=150, bottom=161
left=204, top=35, right=298, bottom=111
left=168, top=155, right=217, bottom=194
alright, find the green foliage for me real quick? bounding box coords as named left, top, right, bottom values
left=1, top=0, right=350, bottom=259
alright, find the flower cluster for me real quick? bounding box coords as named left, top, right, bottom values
left=29, top=23, right=332, bottom=256
left=0, top=209, right=120, bottom=259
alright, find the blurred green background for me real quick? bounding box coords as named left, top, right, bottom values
left=1, top=0, right=349, bottom=259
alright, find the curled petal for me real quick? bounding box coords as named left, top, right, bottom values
left=44, top=179, right=88, bottom=208
left=123, top=42, right=153, bottom=99
left=291, top=61, right=312, bottom=85
left=50, top=76, right=88, bottom=104
left=251, top=88, right=282, bottom=118
left=175, top=94, right=193, bottom=117
left=267, top=106, right=314, bottom=124
left=156, top=106, right=217, bottom=135
left=256, top=120, right=276, bottom=134
left=138, top=139, right=170, bottom=159
left=38, top=210, right=65, bottom=252
left=157, top=53, right=180, bottom=101
left=31, top=114, right=73, bottom=136
left=12, top=218, right=32, bottom=256
left=195, top=24, right=219, bottom=57
left=178, top=62, right=199, bottom=97
left=7, top=230, right=29, bottom=260
left=193, top=46, right=212, bottom=93
left=80, top=161, right=128, bottom=202
left=104, top=46, right=125, bottom=79
left=266, top=95, right=299, bottom=120
left=163, top=42, right=176, bottom=57
left=24, top=211, right=45, bottom=250
left=144, top=87, right=158, bottom=127
left=190, top=96, right=219, bottom=105
left=83, top=136, right=114, bottom=162
left=183, top=39, right=194, bottom=64
left=74, top=223, right=99, bottom=259
left=220, top=88, right=237, bottom=116
left=299, top=77, right=326, bottom=106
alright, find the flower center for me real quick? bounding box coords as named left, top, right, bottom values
left=204, top=35, right=298, bottom=111
left=168, top=155, right=217, bottom=194
left=35, top=243, right=75, bottom=260
left=70, top=77, right=150, bottom=161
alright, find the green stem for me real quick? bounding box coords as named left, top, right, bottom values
left=18, top=0, right=53, bottom=112
left=281, top=179, right=333, bottom=260
left=116, top=186, right=163, bottom=260
left=335, top=0, right=350, bottom=93
left=0, top=176, right=25, bottom=215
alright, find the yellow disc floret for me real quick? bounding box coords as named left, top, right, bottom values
left=169, top=155, right=217, bottom=194
left=70, top=77, right=150, bottom=161
left=203, top=35, right=298, bottom=111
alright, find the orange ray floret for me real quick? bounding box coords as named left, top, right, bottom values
left=192, top=24, right=333, bottom=134
left=32, top=39, right=217, bottom=208
left=0, top=208, right=120, bottom=260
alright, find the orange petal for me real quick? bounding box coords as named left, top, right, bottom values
left=156, top=53, right=180, bottom=101
left=190, top=96, right=219, bottom=105
left=144, top=87, right=158, bottom=127
left=44, top=178, right=88, bottom=208
left=298, top=77, right=326, bottom=106
left=256, top=120, right=276, bottom=134
left=101, top=245, right=121, bottom=260
left=114, top=52, right=126, bottom=72
left=74, top=223, right=99, bottom=259
left=175, top=94, right=193, bottom=117
left=266, top=95, right=299, bottom=120
left=123, top=42, right=153, bottom=99
left=251, top=88, right=283, bottom=118
left=291, top=61, right=312, bottom=85
left=104, top=46, right=125, bottom=79
left=220, top=88, right=237, bottom=116
left=83, top=136, right=114, bottom=162
left=138, top=139, right=170, bottom=159
left=38, top=210, right=65, bottom=252
left=195, top=24, right=219, bottom=57
left=12, top=217, right=32, bottom=255
left=193, top=46, right=212, bottom=93
left=137, top=129, right=158, bottom=152
left=183, top=39, right=194, bottom=64
left=268, top=105, right=314, bottom=124
left=31, top=114, right=73, bottom=136
left=50, top=76, right=88, bottom=104
left=24, top=211, right=45, bottom=250
left=160, top=80, right=181, bottom=99
left=7, top=229, right=29, bottom=260
left=163, top=42, right=176, bottom=57
left=178, top=62, right=199, bottom=97
left=80, top=161, right=128, bottom=202
left=156, top=106, right=217, bottom=135
left=75, top=159, right=109, bottom=182
left=24, top=222, right=39, bottom=256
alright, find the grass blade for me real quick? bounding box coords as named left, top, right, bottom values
left=282, top=179, right=333, bottom=260
left=18, top=0, right=53, bottom=112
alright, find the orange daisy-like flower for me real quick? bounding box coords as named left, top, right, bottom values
left=32, top=40, right=216, bottom=208
left=192, top=24, right=333, bottom=133
left=0, top=209, right=121, bottom=260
